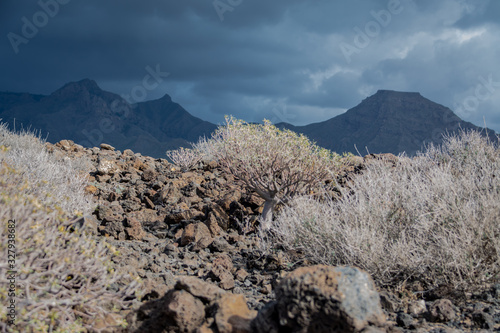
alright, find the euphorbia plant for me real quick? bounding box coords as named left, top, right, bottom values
left=209, top=116, right=339, bottom=228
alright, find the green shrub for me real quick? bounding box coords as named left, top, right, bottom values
left=267, top=130, right=500, bottom=290
left=0, top=124, right=141, bottom=332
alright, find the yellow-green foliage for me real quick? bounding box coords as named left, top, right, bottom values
left=0, top=124, right=141, bottom=332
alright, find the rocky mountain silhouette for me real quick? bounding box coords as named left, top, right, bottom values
left=278, top=90, right=497, bottom=156
left=0, top=79, right=217, bottom=158
left=0, top=83, right=496, bottom=157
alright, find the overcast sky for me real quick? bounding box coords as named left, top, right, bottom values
left=1, top=0, right=499, bottom=131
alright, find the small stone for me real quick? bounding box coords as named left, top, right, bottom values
left=219, top=273, right=235, bottom=290
left=235, top=269, right=249, bottom=282
left=210, top=237, right=233, bottom=253
left=429, top=299, right=457, bottom=322
left=142, top=167, right=157, bottom=182
left=84, top=184, right=99, bottom=195
left=212, top=254, right=235, bottom=290
left=97, top=157, right=120, bottom=175
left=379, top=291, right=402, bottom=313
left=144, top=196, right=155, bottom=209
left=408, top=299, right=427, bottom=317
left=124, top=217, right=146, bottom=240
left=210, top=203, right=230, bottom=230
left=181, top=222, right=213, bottom=249
left=175, top=276, right=226, bottom=303
left=205, top=212, right=222, bottom=237
left=98, top=202, right=124, bottom=223
left=396, top=312, right=414, bottom=328
left=472, top=311, right=495, bottom=330
left=56, top=139, right=74, bottom=151
left=123, top=149, right=134, bottom=156
left=100, top=143, right=115, bottom=151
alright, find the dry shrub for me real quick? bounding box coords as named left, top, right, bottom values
left=206, top=116, right=342, bottom=227
left=0, top=123, right=93, bottom=215
left=166, top=147, right=202, bottom=171
left=190, top=136, right=220, bottom=163
left=0, top=124, right=141, bottom=332
left=268, top=130, right=499, bottom=290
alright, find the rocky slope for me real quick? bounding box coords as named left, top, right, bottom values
left=48, top=140, right=500, bottom=332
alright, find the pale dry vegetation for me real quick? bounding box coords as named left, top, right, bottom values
left=166, top=147, right=202, bottom=171
left=197, top=116, right=343, bottom=227
left=266, top=130, right=500, bottom=290
left=0, top=124, right=141, bottom=332
left=0, top=124, right=93, bottom=215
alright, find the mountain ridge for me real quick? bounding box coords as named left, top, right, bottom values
left=0, top=81, right=496, bottom=157
left=278, top=89, right=496, bottom=156
left=0, top=79, right=217, bottom=157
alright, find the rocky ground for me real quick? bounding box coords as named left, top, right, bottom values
left=48, top=140, right=500, bottom=332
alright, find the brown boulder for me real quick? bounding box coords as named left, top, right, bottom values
left=97, top=157, right=120, bottom=175
left=127, top=209, right=160, bottom=224
left=180, top=222, right=213, bottom=250
left=211, top=254, right=235, bottom=290
left=215, top=294, right=257, bottom=333
left=205, top=212, right=222, bottom=237
left=160, top=182, right=184, bottom=205
left=219, top=189, right=242, bottom=210
left=209, top=203, right=230, bottom=231
left=164, top=290, right=205, bottom=332
left=131, top=289, right=205, bottom=333
left=97, top=202, right=124, bottom=223
left=100, top=143, right=115, bottom=151
left=175, top=276, right=226, bottom=303
left=55, top=139, right=75, bottom=151
left=142, top=167, right=157, bottom=182
left=124, top=217, right=146, bottom=240
left=252, top=265, right=386, bottom=333
left=429, top=299, right=458, bottom=323
left=100, top=221, right=125, bottom=240
left=167, top=208, right=204, bottom=224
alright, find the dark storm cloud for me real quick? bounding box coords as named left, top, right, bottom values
left=1, top=0, right=499, bottom=130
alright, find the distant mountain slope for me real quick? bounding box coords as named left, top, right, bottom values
left=0, top=79, right=217, bottom=158
left=0, top=92, right=44, bottom=114
left=278, top=90, right=497, bottom=156
left=134, top=94, right=216, bottom=144
left=1, top=83, right=496, bottom=158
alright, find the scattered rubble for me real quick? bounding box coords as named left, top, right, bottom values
left=49, top=140, right=500, bottom=332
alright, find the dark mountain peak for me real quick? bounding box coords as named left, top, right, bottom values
left=373, top=89, right=421, bottom=96
left=0, top=80, right=217, bottom=158
left=352, top=89, right=452, bottom=119
left=51, top=78, right=103, bottom=98
left=281, top=90, right=496, bottom=156
left=74, top=78, right=99, bottom=88
left=159, top=93, right=173, bottom=102
left=63, top=78, right=100, bottom=91
left=360, top=90, right=425, bottom=109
